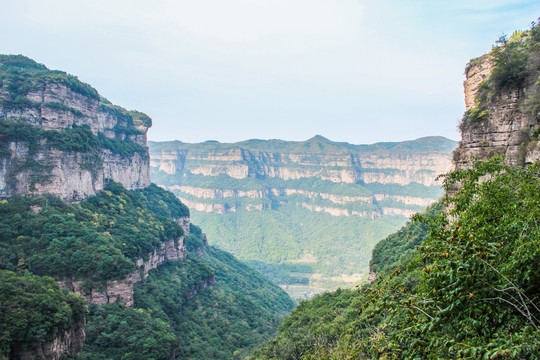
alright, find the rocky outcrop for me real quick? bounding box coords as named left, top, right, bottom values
left=0, top=57, right=151, bottom=202
left=186, top=275, right=215, bottom=299
left=11, top=320, right=85, bottom=360
left=1, top=146, right=149, bottom=202
left=58, top=236, right=186, bottom=307
left=454, top=40, right=540, bottom=169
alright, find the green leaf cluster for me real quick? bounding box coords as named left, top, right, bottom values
left=134, top=183, right=190, bottom=219
left=383, top=157, right=540, bottom=359
left=369, top=202, right=442, bottom=276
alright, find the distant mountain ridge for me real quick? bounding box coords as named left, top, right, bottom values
left=149, top=135, right=457, bottom=298
left=151, top=135, right=456, bottom=153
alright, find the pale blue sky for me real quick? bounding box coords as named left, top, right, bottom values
left=1, top=1, right=539, bottom=144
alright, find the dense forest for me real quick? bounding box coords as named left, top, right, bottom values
left=149, top=135, right=453, bottom=298
left=0, top=181, right=294, bottom=359
left=0, top=53, right=295, bottom=359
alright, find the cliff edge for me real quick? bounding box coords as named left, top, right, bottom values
left=0, top=55, right=151, bottom=202
left=454, top=28, right=540, bottom=168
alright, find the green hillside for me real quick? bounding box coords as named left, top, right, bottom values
left=249, top=156, right=540, bottom=359
left=0, top=182, right=294, bottom=359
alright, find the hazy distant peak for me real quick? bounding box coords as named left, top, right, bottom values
left=306, top=135, right=331, bottom=142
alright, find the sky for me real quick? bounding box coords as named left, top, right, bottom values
left=1, top=1, right=539, bottom=144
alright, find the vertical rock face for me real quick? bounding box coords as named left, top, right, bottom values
left=58, top=235, right=187, bottom=307
left=11, top=320, right=85, bottom=360
left=149, top=136, right=456, bottom=296
left=453, top=36, right=540, bottom=169
left=150, top=138, right=454, bottom=187
left=0, top=55, right=151, bottom=202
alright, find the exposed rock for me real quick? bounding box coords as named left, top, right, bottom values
left=150, top=144, right=453, bottom=187
left=463, top=55, right=494, bottom=111
left=454, top=51, right=540, bottom=169
left=367, top=270, right=377, bottom=284
left=57, top=236, right=186, bottom=307
left=11, top=320, right=85, bottom=360
left=0, top=70, right=151, bottom=202
left=175, top=216, right=191, bottom=235
left=150, top=137, right=455, bottom=221
left=186, top=275, right=216, bottom=299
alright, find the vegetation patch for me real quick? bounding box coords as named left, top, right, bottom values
left=0, top=270, right=85, bottom=358
left=0, top=182, right=183, bottom=283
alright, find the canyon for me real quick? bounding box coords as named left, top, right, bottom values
left=149, top=135, right=457, bottom=297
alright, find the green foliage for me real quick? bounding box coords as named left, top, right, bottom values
left=490, top=35, right=530, bottom=93
left=379, top=156, right=540, bottom=359
left=0, top=54, right=150, bottom=154
left=0, top=182, right=183, bottom=282
left=134, top=183, right=189, bottom=219
left=0, top=54, right=47, bottom=71
left=252, top=157, right=540, bottom=359
left=246, top=261, right=313, bottom=286
left=149, top=136, right=457, bottom=156
left=463, top=22, right=540, bottom=132
left=129, top=110, right=152, bottom=128
left=43, top=101, right=84, bottom=116
left=0, top=181, right=293, bottom=359
left=369, top=202, right=441, bottom=276
left=191, top=204, right=404, bottom=289
left=249, top=286, right=383, bottom=360
left=149, top=135, right=453, bottom=295
left=461, top=22, right=540, bottom=133
left=0, top=119, right=146, bottom=162
left=36, top=71, right=99, bottom=100
left=80, top=304, right=176, bottom=360
left=119, top=238, right=294, bottom=360
left=0, top=55, right=98, bottom=101
left=0, top=270, right=85, bottom=358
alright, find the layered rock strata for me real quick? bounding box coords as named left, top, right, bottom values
left=11, top=320, right=85, bottom=360
left=150, top=136, right=456, bottom=218
left=0, top=58, right=151, bottom=202
left=454, top=48, right=539, bottom=169
left=58, top=221, right=188, bottom=307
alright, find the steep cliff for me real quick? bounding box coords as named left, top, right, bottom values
left=454, top=29, right=540, bottom=169
left=0, top=55, right=151, bottom=202
left=150, top=136, right=456, bottom=298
